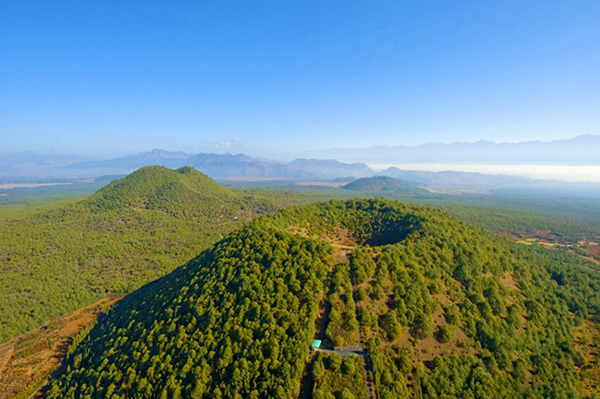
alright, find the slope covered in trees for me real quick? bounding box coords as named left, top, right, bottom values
left=343, top=176, right=415, bottom=192
left=0, top=166, right=274, bottom=343
left=46, top=199, right=600, bottom=398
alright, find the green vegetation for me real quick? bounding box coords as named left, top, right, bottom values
left=348, top=206, right=600, bottom=398
left=343, top=176, right=414, bottom=192
left=312, top=353, right=367, bottom=399
left=47, top=224, right=332, bottom=398
left=0, top=166, right=275, bottom=343
left=230, top=179, right=600, bottom=241
left=325, top=263, right=360, bottom=347
left=428, top=197, right=600, bottom=240
left=3, top=168, right=600, bottom=398
left=574, top=316, right=600, bottom=395
left=45, top=199, right=600, bottom=397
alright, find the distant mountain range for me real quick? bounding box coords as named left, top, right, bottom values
left=61, top=149, right=373, bottom=180
left=57, top=149, right=549, bottom=188
left=2, top=137, right=600, bottom=192
left=301, top=135, right=600, bottom=164
left=379, top=167, right=536, bottom=189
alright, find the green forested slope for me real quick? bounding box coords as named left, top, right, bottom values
left=0, top=166, right=273, bottom=343
left=50, top=226, right=331, bottom=398
left=343, top=176, right=414, bottom=192
left=47, top=199, right=600, bottom=398
left=351, top=216, right=600, bottom=398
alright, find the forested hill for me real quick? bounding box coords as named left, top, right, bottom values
left=0, top=166, right=274, bottom=343
left=47, top=199, right=600, bottom=398
left=343, top=176, right=414, bottom=192
left=84, top=165, right=233, bottom=212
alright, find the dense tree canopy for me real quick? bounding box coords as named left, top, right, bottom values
left=47, top=225, right=331, bottom=398
left=46, top=199, right=600, bottom=398
left=0, top=166, right=274, bottom=342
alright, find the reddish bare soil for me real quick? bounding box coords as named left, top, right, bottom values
left=586, top=242, right=600, bottom=257
left=0, top=296, right=121, bottom=399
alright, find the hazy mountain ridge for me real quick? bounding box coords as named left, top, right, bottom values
left=288, top=158, right=373, bottom=179
left=3, top=137, right=600, bottom=192
left=63, top=149, right=195, bottom=172
left=0, top=151, right=82, bottom=179
left=303, top=134, right=600, bottom=164
left=64, top=152, right=374, bottom=180
left=379, top=167, right=536, bottom=189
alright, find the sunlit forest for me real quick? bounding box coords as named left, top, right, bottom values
left=45, top=199, right=600, bottom=398
left=0, top=166, right=275, bottom=342
left=4, top=1, right=600, bottom=397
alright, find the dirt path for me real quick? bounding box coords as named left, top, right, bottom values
left=300, top=243, right=375, bottom=399
left=297, top=352, right=317, bottom=399
left=350, top=275, right=375, bottom=399
left=315, top=346, right=364, bottom=357
left=318, top=248, right=375, bottom=398
left=0, top=296, right=121, bottom=399
left=299, top=263, right=337, bottom=399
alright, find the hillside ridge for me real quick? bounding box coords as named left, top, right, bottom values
left=343, top=176, right=412, bottom=192
left=0, top=166, right=271, bottom=345
left=46, top=199, right=600, bottom=398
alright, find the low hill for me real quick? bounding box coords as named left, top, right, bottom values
left=85, top=166, right=233, bottom=215
left=0, top=166, right=273, bottom=343
left=332, top=176, right=357, bottom=183
left=343, top=176, right=412, bottom=192
left=47, top=199, right=600, bottom=398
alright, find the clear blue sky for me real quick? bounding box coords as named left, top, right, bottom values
left=1, top=1, right=600, bottom=157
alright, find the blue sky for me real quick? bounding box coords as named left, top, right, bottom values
left=1, top=1, right=600, bottom=157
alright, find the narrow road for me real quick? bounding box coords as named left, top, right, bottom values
left=333, top=245, right=375, bottom=399
left=300, top=244, right=375, bottom=399
left=350, top=279, right=375, bottom=399
left=297, top=353, right=317, bottom=399
left=314, top=346, right=364, bottom=357
left=298, top=264, right=336, bottom=399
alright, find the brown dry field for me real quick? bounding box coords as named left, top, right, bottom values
left=0, top=296, right=121, bottom=399
left=586, top=242, right=600, bottom=257
left=574, top=317, right=600, bottom=396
